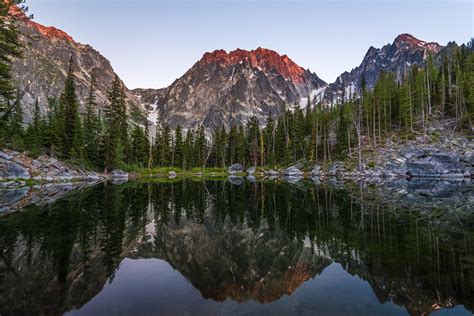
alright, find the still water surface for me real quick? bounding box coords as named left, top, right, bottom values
left=0, top=179, right=472, bottom=315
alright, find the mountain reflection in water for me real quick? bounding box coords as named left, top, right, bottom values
left=0, top=179, right=472, bottom=315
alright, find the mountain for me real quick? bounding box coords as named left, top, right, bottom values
left=8, top=5, right=145, bottom=123
left=133, top=48, right=326, bottom=130
left=321, top=33, right=443, bottom=103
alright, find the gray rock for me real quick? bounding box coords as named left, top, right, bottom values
left=246, top=167, right=256, bottom=175
left=0, top=151, right=12, bottom=161
left=0, top=160, right=31, bottom=179
left=283, top=166, right=303, bottom=177
left=426, top=153, right=460, bottom=163
left=228, top=164, right=244, bottom=174
left=407, top=161, right=465, bottom=178
left=462, top=151, right=474, bottom=166
left=110, top=169, right=129, bottom=179
left=328, top=165, right=338, bottom=177
left=310, top=165, right=321, bottom=176
left=400, top=148, right=425, bottom=160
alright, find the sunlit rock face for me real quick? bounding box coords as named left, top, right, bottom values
left=134, top=215, right=331, bottom=303
left=133, top=48, right=326, bottom=130
left=8, top=6, right=145, bottom=123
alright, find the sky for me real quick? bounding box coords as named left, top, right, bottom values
left=28, top=0, right=473, bottom=89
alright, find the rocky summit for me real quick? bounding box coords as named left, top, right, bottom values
left=321, top=33, right=443, bottom=104
left=133, top=48, right=326, bottom=130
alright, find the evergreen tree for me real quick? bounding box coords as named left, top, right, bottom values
left=174, top=125, right=184, bottom=168
left=8, top=88, right=24, bottom=151
left=104, top=75, right=127, bottom=172
left=0, top=1, right=27, bottom=145
left=130, top=124, right=147, bottom=167
left=61, top=57, right=83, bottom=159
left=83, top=74, right=100, bottom=166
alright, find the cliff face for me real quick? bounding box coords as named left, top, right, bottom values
left=9, top=6, right=145, bottom=122
left=133, top=48, right=326, bottom=130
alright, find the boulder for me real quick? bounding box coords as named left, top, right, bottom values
left=169, top=171, right=177, bottom=178
left=310, top=165, right=321, bottom=177
left=0, top=151, right=12, bottom=161
left=407, top=158, right=465, bottom=178
left=462, top=151, right=474, bottom=166
left=110, top=169, right=129, bottom=179
left=0, top=160, right=31, bottom=179
left=246, top=167, right=256, bottom=175
left=400, top=148, right=425, bottom=160
left=328, top=165, right=338, bottom=177
left=228, top=163, right=244, bottom=174
left=283, top=166, right=303, bottom=177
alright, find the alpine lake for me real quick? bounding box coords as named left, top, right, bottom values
left=0, top=177, right=473, bottom=316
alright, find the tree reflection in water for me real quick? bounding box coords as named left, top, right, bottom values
left=0, top=179, right=472, bottom=315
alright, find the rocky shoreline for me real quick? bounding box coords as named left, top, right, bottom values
left=0, top=149, right=134, bottom=188
left=228, top=131, right=474, bottom=182
left=1, top=130, right=473, bottom=187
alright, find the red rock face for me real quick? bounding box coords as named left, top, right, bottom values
left=201, top=47, right=306, bottom=83
left=394, top=33, right=441, bottom=53
left=7, top=3, right=75, bottom=43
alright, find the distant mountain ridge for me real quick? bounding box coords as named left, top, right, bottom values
left=135, top=34, right=448, bottom=130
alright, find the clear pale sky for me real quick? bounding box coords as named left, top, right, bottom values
left=28, top=0, right=473, bottom=89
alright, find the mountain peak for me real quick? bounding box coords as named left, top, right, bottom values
left=200, top=47, right=306, bottom=83
left=393, top=33, right=440, bottom=52
left=8, top=3, right=75, bottom=43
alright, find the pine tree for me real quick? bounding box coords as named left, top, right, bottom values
left=62, top=57, right=82, bottom=159
left=8, top=88, right=24, bottom=151
left=83, top=74, right=100, bottom=166
left=25, top=98, right=42, bottom=155
left=130, top=124, right=147, bottom=167
left=0, top=1, right=25, bottom=145
left=174, top=125, right=184, bottom=168
left=104, top=75, right=127, bottom=172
